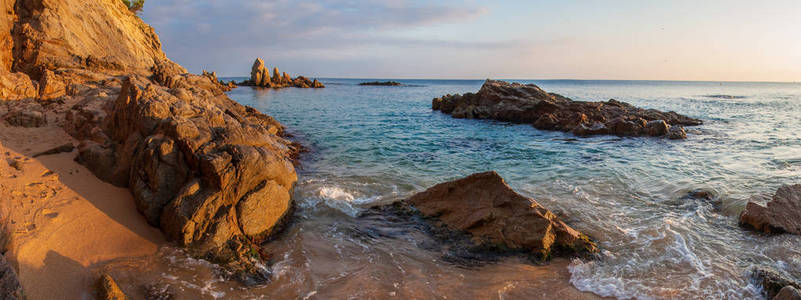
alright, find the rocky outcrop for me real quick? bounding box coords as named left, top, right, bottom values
left=406, top=171, right=597, bottom=259
left=359, top=81, right=402, bottom=86
left=740, top=184, right=801, bottom=235
left=0, top=0, right=301, bottom=283
left=432, top=80, right=702, bottom=138
left=66, top=74, right=299, bottom=277
left=201, top=70, right=234, bottom=92
left=11, top=0, right=169, bottom=77
left=240, top=58, right=324, bottom=89
left=3, top=100, right=46, bottom=127
left=1, top=0, right=178, bottom=101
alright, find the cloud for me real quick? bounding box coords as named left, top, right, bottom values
left=142, top=0, right=491, bottom=75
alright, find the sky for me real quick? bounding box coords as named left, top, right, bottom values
left=141, top=0, right=801, bottom=82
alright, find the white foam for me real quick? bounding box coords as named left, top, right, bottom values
left=318, top=186, right=355, bottom=202
left=308, top=185, right=380, bottom=217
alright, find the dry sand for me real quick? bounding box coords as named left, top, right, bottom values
left=0, top=108, right=165, bottom=299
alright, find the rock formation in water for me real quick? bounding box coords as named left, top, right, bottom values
left=740, top=184, right=801, bottom=235
left=432, top=79, right=702, bottom=139
left=775, top=286, right=801, bottom=300
left=241, top=58, right=324, bottom=89
left=406, top=171, right=598, bottom=258
left=0, top=0, right=300, bottom=282
left=753, top=267, right=801, bottom=299
left=359, top=81, right=403, bottom=86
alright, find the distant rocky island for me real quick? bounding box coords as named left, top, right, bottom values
left=359, top=81, right=403, bottom=86
left=239, top=58, right=324, bottom=88
left=433, top=79, right=702, bottom=139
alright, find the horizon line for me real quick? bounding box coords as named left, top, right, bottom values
left=215, top=75, right=801, bottom=84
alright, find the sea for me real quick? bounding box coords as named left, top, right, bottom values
left=119, top=78, right=801, bottom=299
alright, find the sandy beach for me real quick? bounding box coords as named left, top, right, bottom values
left=0, top=105, right=165, bottom=298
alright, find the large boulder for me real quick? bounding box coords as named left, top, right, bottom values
left=0, top=72, right=37, bottom=100
left=432, top=80, right=701, bottom=138
left=740, top=184, right=801, bottom=235
left=407, top=171, right=598, bottom=258
left=68, top=74, right=299, bottom=278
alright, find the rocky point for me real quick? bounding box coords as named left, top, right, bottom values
left=432, top=79, right=702, bottom=139
left=0, top=0, right=300, bottom=284
left=240, top=58, right=324, bottom=89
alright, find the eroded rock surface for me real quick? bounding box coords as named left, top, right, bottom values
left=241, top=58, right=324, bottom=88
left=1, top=0, right=180, bottom=101
left=740, top=184, right=801, bottom=235
left=66, top=74, right=299, bottom=276
left=3, top=100, right=46, bottom=127
left=432, top=79, right=702, bottom=138
left=407, top=171, right=597, bottom=258
left=0, top=0, right=301, bottom=282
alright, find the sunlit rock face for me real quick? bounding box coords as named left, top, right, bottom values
left=243, top=57, right=324, bottom=89
left=0, top=0, right=302, bottom=281
left=407, top=171, right=598, bottom=259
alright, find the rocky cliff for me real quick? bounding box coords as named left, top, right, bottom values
left=433, top=80, right=702, bottom=139
left=1, top=0, right=299, bottom=283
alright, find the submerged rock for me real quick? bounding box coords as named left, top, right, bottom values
left=241, top=58, right=324, bottom=89
left=740, top=184, right=801, bottom=235
left=752, top=268, right=801, bottom=299
left=406, top=171, right=597, bottom=259
left=359, top=81, right=403, bottom=86
left=432, top=80, right=702, bottom=138
left=775, top=286, right=801, bottom=300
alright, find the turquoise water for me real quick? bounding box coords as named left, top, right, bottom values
left=224, top=79, right=801, bottom=299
